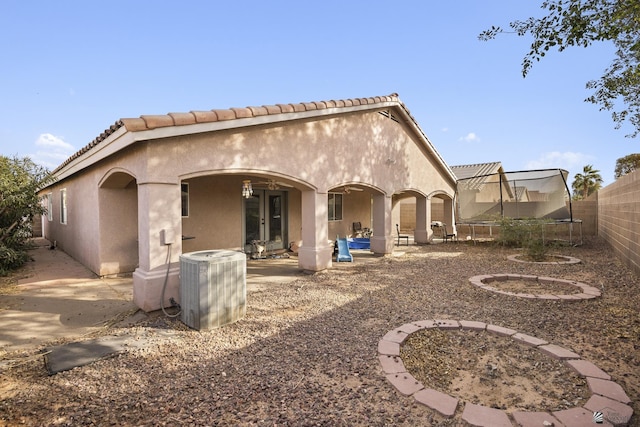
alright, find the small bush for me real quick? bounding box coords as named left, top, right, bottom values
left=0, top=245, right=29, bottom=276
left=495, top=217, right=555, bottom=261
left=495, top=217, right=529, bottom=247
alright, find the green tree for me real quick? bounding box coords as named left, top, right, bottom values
left=0, top=156, right=54, bottom=274
left=479, top=0, right=640, bottom=137
left=614, top=153, right=640, bottom=179
left=571, top=164, right=603, bottom=199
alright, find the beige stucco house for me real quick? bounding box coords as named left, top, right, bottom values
left=39, top=93, right=457, bottom=312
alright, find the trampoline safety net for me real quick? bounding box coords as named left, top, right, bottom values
left=456, top=168, right=572, bottom=223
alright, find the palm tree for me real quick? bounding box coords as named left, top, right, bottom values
left=572, top=165, right=603, bottom=200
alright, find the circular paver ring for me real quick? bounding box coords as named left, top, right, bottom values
left=468, top=274, right=601, bottom=300
left=378, top=320, right=634, bottom=426
left=507, top=254, right=582, bottom=264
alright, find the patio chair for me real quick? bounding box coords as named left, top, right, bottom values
left=336, top=237, right=353, bottom=262
left=441, top=224, right=457, bottom=243
left=352, top=222, right=363, bottom=237
left=396, top=224, right=409, bottom=246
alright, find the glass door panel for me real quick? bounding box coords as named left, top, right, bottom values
left=267, top=193, right=283, bottom=249
left=244, top=193, right=262, bottom=251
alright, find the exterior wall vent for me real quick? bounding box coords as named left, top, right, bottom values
left=179, top=250, right=246, bottom=330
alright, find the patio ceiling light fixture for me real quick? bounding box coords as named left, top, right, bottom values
left=242, top=180, right=253, bottom=198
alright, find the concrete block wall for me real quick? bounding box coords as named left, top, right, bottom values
left=399, top=199, right=444, bottom=232
left=598, top=169, right=640, bottom=275
left=571, top=199, right=598, bottom=236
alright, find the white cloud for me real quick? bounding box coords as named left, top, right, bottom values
left=441, top=127, right=449, bottom=132
left=36, top=133, right=74, bottom=150
left=459, top=132, right=479, bottom=142
left=30, top=133, right=75, bottom=169
left=525, top=151, right=597, bottom=185
left=525, top=151, right=593, bottom=171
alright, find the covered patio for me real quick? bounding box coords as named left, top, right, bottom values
left=39, top=94, right=457, bottom=312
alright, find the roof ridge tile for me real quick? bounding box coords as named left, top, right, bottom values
left=141, top=115, right=174, bottom=129
left=276, top=103, right=294, bottom=113
left=168, top=112, right=197, bottom=126
left=291, top=103, right=306, bottom=112
left=212, top=109, right=235, bottom=121
left=247, top=106, right=268, bottom=116
left=230, top=107, right=252, bottom=118
left=191, top=110, right=218, bottom=123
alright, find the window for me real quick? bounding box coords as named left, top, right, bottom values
left=328, top=193, right=343, bottom=221
left=60, top=189, right=67, bottom=224
left=47, top=193, right=53, bottom=221
left=181, top=183, right=189, bottom=217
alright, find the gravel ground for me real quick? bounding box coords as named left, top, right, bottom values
left=0, top=237, right=638, bottom=426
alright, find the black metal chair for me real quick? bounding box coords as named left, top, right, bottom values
left=396, top=224, right=409, bottom=246
left=441, top=224, right=457, bottom=243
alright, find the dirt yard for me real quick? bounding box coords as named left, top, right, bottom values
left=0, top=237, right=638, bottom=426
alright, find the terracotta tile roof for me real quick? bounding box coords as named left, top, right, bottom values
left=53, top=93, right=451, bottom=181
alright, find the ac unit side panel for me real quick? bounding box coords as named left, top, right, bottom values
left=179, top=258, right=204, bottom=330
left=203, top=257, right=246, bottom=329
left=180, top=250, right=247, bottom=330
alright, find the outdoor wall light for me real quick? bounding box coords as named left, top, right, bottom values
left=242, top=180, right=253, bottom=198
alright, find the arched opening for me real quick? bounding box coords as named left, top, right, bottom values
left=98, top=170, right=138, bottom=276
left=327, top=183, right=380, bottom=240
left=429, top=191, right=456, bottom=242
left=179, top=172, right=313, bottom=257
left=395, top=190, right=456, bottom=243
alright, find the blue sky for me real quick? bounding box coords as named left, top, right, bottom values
left=0, top=1, right=635, bottom=187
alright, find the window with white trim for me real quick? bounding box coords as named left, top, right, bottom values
left=60, top=189, right=67, bottom=224
left=328, top=193, right=343, bottom=221
left=181, top=183, right=189, bottom=217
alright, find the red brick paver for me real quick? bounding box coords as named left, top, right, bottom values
left=412, top=319, right=437, bottom=329
left=486, top=324, right=517, bottom=336
left=378, top=355, right=405, bottom=374
left=511, top=411, right=562, bottom=427
left=384, top=372, right=423, bottom=396
left=461, top=403, right=512, bottom=427
left=587, top=377, right=632, bottom=404
left=434, top=319, right=460, bottom=329
left=459, top=320, right=486, bottom=331
left=377, top=339, right=399, bottom=356
left=584, top=394, right=634, bottom=426
left=396, top=322, right=424, bottom=334
left=553, top=407, right=614, bottom=427
left=565, top=359, right=611, bottom=380
left=538, top=343, right=581, bottom=360
left=512, top=332, right=548, bottom=347
left=381, top=329, right=409, bottom=344
left=413, top=388, right=458, bottom=418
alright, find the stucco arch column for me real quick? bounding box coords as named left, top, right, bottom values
left=443, top=197, right=457, bottom=235
left=371, top=193, right=394, bottom=254
left=133, top=181, right=182, bottom=312
left=414, top=195, right=432, bottom=243
left=298, top=190, right=332, bottom=271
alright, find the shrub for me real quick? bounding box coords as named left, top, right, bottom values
left=495, top=217, right=554, bottom=261
left=0, top=156, right=54, bottom=275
